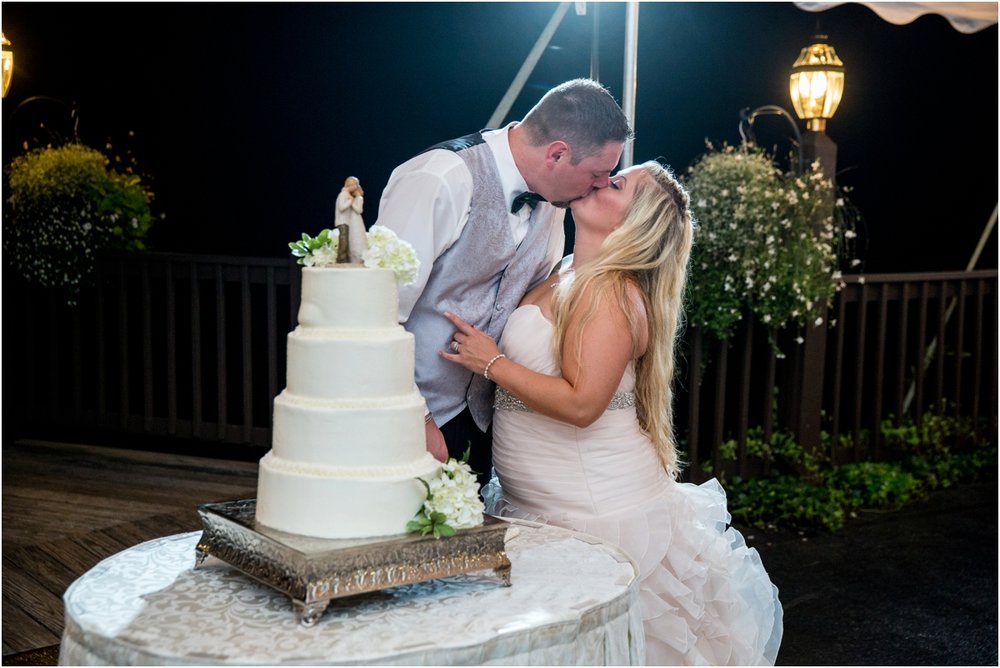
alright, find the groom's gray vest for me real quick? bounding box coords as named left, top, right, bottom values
left=407, top=131, right=562, bottom=431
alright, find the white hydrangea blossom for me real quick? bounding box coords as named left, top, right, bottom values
left=422, top=458, right=485, bottom=530
left=362, top=225, right=420, bottom=285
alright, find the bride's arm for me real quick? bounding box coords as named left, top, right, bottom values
left=441, top=283, right=647, bottom=428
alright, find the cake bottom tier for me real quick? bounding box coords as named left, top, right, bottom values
left=255, top=452, right=441, bottom=539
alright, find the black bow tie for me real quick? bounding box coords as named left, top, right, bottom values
left=511, top=191, right=546, bottom=214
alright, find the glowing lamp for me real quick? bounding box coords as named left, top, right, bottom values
left=789, top=36, right=844, bottom=133
left=2, top=33, right=12, bottom=98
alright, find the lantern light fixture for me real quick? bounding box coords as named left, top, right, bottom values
left=789, top=35, right=845, bottom=133
left=2, top=33, right=13, bottom=98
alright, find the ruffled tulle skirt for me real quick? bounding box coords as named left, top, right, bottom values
left=487, top=305, right=782, bottom=663
left=484, top=476, right=783, bottom=665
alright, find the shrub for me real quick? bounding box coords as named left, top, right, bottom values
left=710, top=410, right=995, bottom=533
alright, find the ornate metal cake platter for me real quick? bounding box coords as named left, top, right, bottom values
left=194, top=499, right=512, bottom=626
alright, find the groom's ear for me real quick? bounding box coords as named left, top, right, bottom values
left=544, top=141, right=570, bottom=169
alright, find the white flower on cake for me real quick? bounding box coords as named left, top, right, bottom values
left=305, top=231, right=340, bottom=267
left=362, top=226, right=420, bottom=285
left=408, top=453, right=485, bottom=538
left=289, top=225, right=419, bottom=285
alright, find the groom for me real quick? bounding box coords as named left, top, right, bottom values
left=375, top=78, right=632, bottom=487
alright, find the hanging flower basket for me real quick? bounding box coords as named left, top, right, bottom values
left=682, top=142, right=862, bottom=351
left=3, top=142, right=158, bottom=304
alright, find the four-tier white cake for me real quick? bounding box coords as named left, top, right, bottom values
left=255, top=266, right=440, bottom=539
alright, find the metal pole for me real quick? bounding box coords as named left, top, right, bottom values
left=589, top=3, right=601, bottom=82
left=621, top=1, right=639, bottom=168
left=967, top=204, right=998, bottom=271
left=902, top=203, right=998, bottom=413
left=487, top=2, right=571, bottom=128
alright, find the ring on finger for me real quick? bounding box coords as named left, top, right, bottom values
left=451, top=341, right=460, bottom=352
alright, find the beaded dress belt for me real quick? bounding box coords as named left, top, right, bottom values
left=494, top=387, right=636, bottom=413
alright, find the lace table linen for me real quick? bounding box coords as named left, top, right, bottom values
left=60, top=522, right=644, bottom=665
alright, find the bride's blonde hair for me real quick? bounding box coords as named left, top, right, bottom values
left=553, top=160, right=694, bottom=476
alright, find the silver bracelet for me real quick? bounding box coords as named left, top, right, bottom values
left=483, top=353, right=506, bottom=381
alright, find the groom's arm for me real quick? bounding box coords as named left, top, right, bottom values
left=375, top=150, right=472, bottom=323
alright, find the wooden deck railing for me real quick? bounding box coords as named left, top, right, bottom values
left=3, top=253, right=996, bottom=478
left=680, top=271, right=998, bottom=480
left=4, top=253, right=301, bottom=448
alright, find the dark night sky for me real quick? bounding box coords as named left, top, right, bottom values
left=2, top=2, right=997, bottom=273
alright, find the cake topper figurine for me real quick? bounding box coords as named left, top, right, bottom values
left=335, top=176, right=367, bottom=264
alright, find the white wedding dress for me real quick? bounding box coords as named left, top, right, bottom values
left=484, top=305, right=783, bottom=665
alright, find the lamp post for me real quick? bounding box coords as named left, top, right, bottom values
left=785, top=34, right=845, bottom=454
left=2, top=33, right=13, bottom=98
left=789, top=34, right=845, bottom=181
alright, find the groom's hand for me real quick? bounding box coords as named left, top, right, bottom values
left=425, top=420, right=449, bottom=462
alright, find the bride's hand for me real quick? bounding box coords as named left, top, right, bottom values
left=439, top=311, right=500, bottom=376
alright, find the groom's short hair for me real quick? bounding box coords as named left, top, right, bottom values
left=520, top=79, right=634, bottom=165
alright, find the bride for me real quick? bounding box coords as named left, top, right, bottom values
left=441, top=160, right=783, bottom=665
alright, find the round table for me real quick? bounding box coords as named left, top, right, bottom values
left=60, top=521, right=644, bottom=665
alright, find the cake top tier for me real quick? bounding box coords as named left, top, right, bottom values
left=298, top=266, right=399, bottom=329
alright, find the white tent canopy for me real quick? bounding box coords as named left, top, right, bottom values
left=794, top=2, right=998, bottom=34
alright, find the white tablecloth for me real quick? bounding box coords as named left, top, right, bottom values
left=60, top=521, right=644, bottom=665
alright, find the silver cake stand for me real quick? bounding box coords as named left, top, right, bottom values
left=194, top=499, right=512, bottom=626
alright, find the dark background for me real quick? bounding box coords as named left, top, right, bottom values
left=2, top=2, right=997, bottom=273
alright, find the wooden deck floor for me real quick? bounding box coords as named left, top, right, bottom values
left=2, top=439, right=259, bottom=662
left=3, top=438, right=995, bottom=666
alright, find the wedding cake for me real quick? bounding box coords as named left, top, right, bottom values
left=255, top=263, right=441, bottom=539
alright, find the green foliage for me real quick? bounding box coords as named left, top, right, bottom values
left=881, top=408, right=983, bottom=454
left=406, top=508, right=458, bottom=538
left=407, top=449, right=483, bottom=539
left=4, top=142, right=158, bottom=304
left=721, top=426, right=826, bottom=479
left=710, top=409, right=995, bottom=534
left=826, top=463, right=921, bottom=511
left=407, top=477, right=458, bottom=538
left=728, top=474, right=847, bottom=532
left=880, top=408, right=994, bottom=492
left=682, top=142, right=861, bottom=351
left=289, top=228, right=336, bottom=265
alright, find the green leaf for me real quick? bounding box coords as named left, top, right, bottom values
left=434, top=523, right=457, bottom=538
